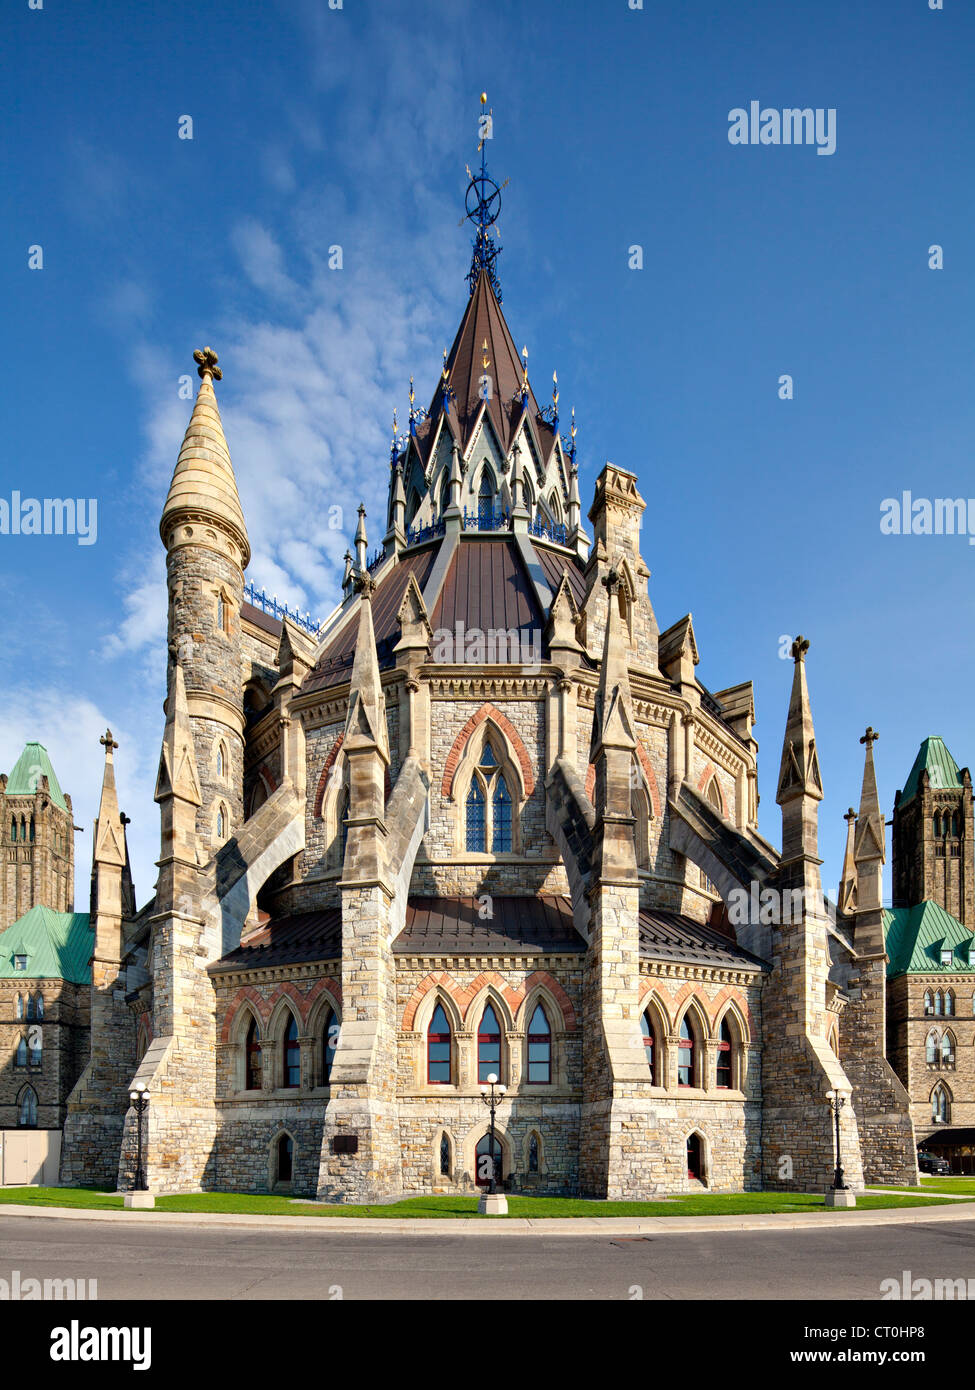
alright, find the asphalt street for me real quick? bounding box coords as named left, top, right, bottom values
left=3, top=1214, right=975, bottom=1300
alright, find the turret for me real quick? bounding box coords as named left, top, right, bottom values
left=775, top=636, right=824, bottom=862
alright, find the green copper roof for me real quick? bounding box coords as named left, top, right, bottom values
left=4, top=742, right=68, bottom=811
left=899, top=737, right=963, bottom=806
left=0, top=906, right=92, bottom=983
left=884, top=901, right=975, bottom=977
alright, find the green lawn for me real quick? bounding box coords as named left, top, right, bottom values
left=0, top=1186, right=957, bottom=1218
left=875, top=1176, right=975, bottom=1196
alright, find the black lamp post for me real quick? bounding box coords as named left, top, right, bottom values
left=129, top=1083, right=149, bottom=1191
left=826, top=1090, right=849, bottom=1191
left=479, top=1073, right=507, bottom=1194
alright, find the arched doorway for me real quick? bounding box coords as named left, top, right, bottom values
left=475, top=1132, right=503, bottom=1188
left=686, top=1132, right=704, bottom=1181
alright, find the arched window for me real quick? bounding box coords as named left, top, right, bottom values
left=528, top=1132, right=540, bottom=1174
left=640, top=1011, right=656, bottom=1085
left=466, top=779, right=486, bottom=853
left=15, top=994, right=23, bottom=1021
left=216, top=805, right=227, bottom=841
left=945, top=990, right=955, bottom=1017
left=677, top=1016, right=696, bottom=1088
left=9, top=817, right=15, bottom=842
left=477, top=472, right=495, bottom=528
left=716, top=1018, right=733, bottom=1088
left=322, top=1008, right=338, bottom=1084
left=216, top=593, right=226, bottom=632
left=492, top=776, right=512, bottom=852
left=523, top=474, right=534, bottom=515
left=15, top=1037, right=27, bottom=1068
left=337, top=783, right=350, bottom=864
left=475, top=1131, right=503, bottom=1188
left=952, top=812, right=960, bottom=837
left=924, top=990, right=935, bottom=1016
left=527, top=1003, right=551, bottom=1084
left=29, top=1028, right=42, bottom=1067
left=276, top=1133, right=294, bottom=1184
left=705, top=777, right=723, bottom=814
left=439, top=1132, right=451, bottom=1176
left=34, top=993, right=43, bottom=1020
left=477, top=1002, right=502, bottom=1085
left=245, top=1018, right=261, bottom=1091
left=942, top=1031, right=955, bottom=1066
left=549, top=491, right=562, bottom=524
left=26, top=995, right=35, bottom=1021
left=18, top=1087, right=37, bottom=1128
left=283, top=1013, right=300, bottom=1089
left=216, top=743, right=226, bottom=778
left=427, top=1003, right=452, bottom=1084
left=29, top=816, right=34, bottom=843
left=926, top=1030, right=939, bottom=1065
left=935, top=991, right=944, bottom=1016
left=931, top=1083, right=950, bottom=1125
left=686, top=1132, right=703, bottom=1180
left=439, top=473, right=450, bottom=518
left=20, top=816, right=26, bottom=841
left=934, top=813, right=942, bottom=837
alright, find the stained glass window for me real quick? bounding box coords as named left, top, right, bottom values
left=492, top=775, right=512, bottom=852
left=466, top=779, right=486, bottom=852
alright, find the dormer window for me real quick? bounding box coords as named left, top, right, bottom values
left=941, top=948, right=953, bottom=967
left=13, top=955, right=27, bottom=972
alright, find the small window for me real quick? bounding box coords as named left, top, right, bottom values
left=283, top=1014, right=300, bottom=1089
left=15, top=1037, right=27, bottom=1067
left=492, top=775, right=512, bottom=852
left=924, top=991, right=935, bottom=1016
left=29, top=1029, right=41, bottom=1066
left=466, top=779, right=486, bottom=853
left=245, top=1018, right=261, bottom=1091
left=926, top=1031, right=939, bottom=1065
left=18, top=1087, right=37, bottom=1128
left=35, top=993, right=43, bottom=1020
left=216, top=593, right=228, bottom=632
left=942, top=949, right=954, bottom=967
left=678, top=1017, right=695, bottom=1088
left=26, top=995, right=36, bottom=1021
left=935, top=991, right=944, bottom=1016
left=528, top=1133, right=540, bottom=1174
left=427, top=1003, right=452, bottom=1084
left=477, top=1003, right=502, bottom=1085
left=945, top=990, right=955, bottom=1016
left=276, top=1134, right=294, bottom=1184
left=640, top=1012, right=656, bottom=1085
left=527, top=1003, right=552, bottom=1084
left=931, top=1084, right=950, bottom=1125
left=716, top=1019, right=733, bottom=1088
left=15, top=994, right=23, bottom=1020
left=13, top=955, right=27, bottom=972
left=216, top=744, right=226, bottom=778
left=322, top=1009, right=338, bottom=1084
left=216, top=805, right=228, bottom=841
left=439, top=1133, right=451, bottom=1177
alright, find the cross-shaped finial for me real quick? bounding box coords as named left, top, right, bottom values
left=791, top=635, right=810, bottom=663
left=193, top=346, right=222, bottom=381
left=860, top=726, right=879, bottom=748
left=844, top=807, right=857, bottom=824
left=100, top=729, right=118, bottom=754
left=120, top=812, right=131, bottom=827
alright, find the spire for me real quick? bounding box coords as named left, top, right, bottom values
left=354, top=503, right=368, bottom=575
left=344, top=577, right=389, bottom=765
left=93, top=731, right=125, bottom=869
left=465, top=92, right=506, bottom=301
left=160, top=348, right=250, bottom=567
left=776, top=635, right=823, bottom=859
left=854, top=726, right=886, bottom=870
left=590, top=568, right=637, bottom=763
left=154, top=656, right=202, bottom=810
left=838, top=807, right=858, bottom=913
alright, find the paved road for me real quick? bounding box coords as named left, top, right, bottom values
left=4, top=1214, right=975, bottom=1299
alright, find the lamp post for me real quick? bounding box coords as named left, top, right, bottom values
left=825, top=1090, right=855, bottom=1208
left=478, top=1072, right=507, bottom=1211
left=129, top=1083, right=149, bottom=1192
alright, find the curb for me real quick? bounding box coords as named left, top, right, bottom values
left=1, top=1200, right=973, bottom=1237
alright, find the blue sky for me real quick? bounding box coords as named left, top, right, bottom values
left=2, top=0, right=973, bottom=906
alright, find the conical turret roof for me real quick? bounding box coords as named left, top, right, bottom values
left=4, top=742, right=67, bottom=811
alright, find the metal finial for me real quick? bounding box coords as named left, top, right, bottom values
left=465, top=93, right=506, bottom=301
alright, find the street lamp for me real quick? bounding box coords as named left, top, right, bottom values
left=479, top=1072, right=507, bottom=1195
left=129, top=1083, right=149, bottom=1192
left=824, top=1088, right=857, bottom=1210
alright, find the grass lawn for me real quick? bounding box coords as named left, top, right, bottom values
left=0, top=1186, right=958, bottom=1218
left=874, top=1176, right=975, bottom=1196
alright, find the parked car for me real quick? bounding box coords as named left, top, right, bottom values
left=917, top=1151, right=951, bottom=1175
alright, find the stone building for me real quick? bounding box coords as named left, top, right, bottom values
left=884, top=737, right=975, bottom=1171
left=0, top=742, right=92, bottom=1134
left=58, top=120, right=921, bottom=1199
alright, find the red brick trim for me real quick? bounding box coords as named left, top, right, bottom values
left=221, top=985, right=269, bottom=1043
left=709, top=985, right=754, bottom=1041
left=402, top=968, right=576, bottom=1032
left=637, top=982, right=674, bottom=1032
left=402, top=972, right=462, bottom=1030
left=303, top=977, right=343, bottom=1015
left=257, top=762, right=278, bottom=794
left=697, top=762, right=727, bottom=817
left=441, top=703, right=535, bottom=800
left=313, top=733, right=345, bottom=819
left=266, top=981, right=314, bottom=1027
left=510, top=971, right=577, bottom=1031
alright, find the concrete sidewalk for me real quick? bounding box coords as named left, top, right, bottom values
left=1, top=1199, right=973, bottom=1237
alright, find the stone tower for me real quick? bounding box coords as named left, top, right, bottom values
left=892, top=736, right=974, bottom=925
left=160, top=347, right=250, bottom=860
left=0, top=742, right=74, bottom=931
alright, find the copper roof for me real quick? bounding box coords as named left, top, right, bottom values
left=241, top=600, right=283, bottom=638
left=413, top=270, right=558, bottom=468
left=395, top=895, right=584, bottom=955
left=304, top=546, right=438, bottom=694
left=431, top=537, right=541, bottom=650
left=533, top=544, right=588, bottom=610
left=638, top=909, right=769, bottom=970
left=210, top=910, right=342, bottom=971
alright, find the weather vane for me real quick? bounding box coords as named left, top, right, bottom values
left=540, top=370, right=559, bottom=430
left=561, top=406, right=577, bottom=466
left=465, top=92, right=508, bottom=301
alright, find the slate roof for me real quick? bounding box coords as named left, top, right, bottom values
left=0, top=906, right=93, bottom=982
left=394, top=896, right=584, bottom=955
left=899, top=737, right=964, bottom=805
left=4, top=742, right=68, bottom=811
left=210, top=910, right=342, bottom=972
left=638, top=909, right=769, bottom=971
left=884, top=900, right=975, bottom=976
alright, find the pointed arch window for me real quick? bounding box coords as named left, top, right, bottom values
left=475, top=1131, right=503, bottom=1188
left=945, top=990, right=955, bottom=1017
left=216, top=592, right=227, bottom=632
left=216, top=805, right=228, bottom=841
left=952, top=811, right=960, bottom=837
left=26, top=995, right=36, bottom=1021
left=276, top=1133, right=294, bottom=1184
left=942, top=1031, right=956, bottom=1067
left=528, top=1132, right=540, bottom=1174
left=245, top=1018, right=261, bottom=1091
left=640, top=1011, right=657, bottom=1085
left=283, top=1013, right=300, bottom=1089
left=216, top=743, right=226, bottom=779
left=30, top=1029, right=42, bottom=1066
left=934, top=813, right=942, bottom=837
left=439, top=1132, right=451, bottom=1177
left=322, top=1008, right=338, bottom=1084
left=678, top=1016, right=696, bottom=1088
left=477, top=472, right=495, bottom=528
left=716, top=1018, right=733, bottom=1088
left=427, top=1003, right=452, bottom=1084
left=439, top=473, right=450, bottom=518
left=34, top=993, right=43, bottom=1021
left=931, top=1083, right=950, bottom=1125
left=926, top=1029, right=939, bottom=1065
left=527, top=1003, right=552, bottom=1084
left=15, top=1037, right=27, bottom=1068
left=549, top=491, right=562, bottom=524
left=29, top=816, right=34, bottom=843
left=18, top=1086, right=37, bottom=1128
left=9, top=817, right=15, bottom=843
left=15, top=994, right=23, bottom=1021
left=924, top=990, right=935, bottom=1016
left=705, top=777, right=723, bottom=814
left=477, top=1002, right=502, bottom=1084
left=464, top=737, right=518, bottom=856
left=935, top=991, right=944, bottom=1016
left=492, top=776, right=512, bottom=852
left=466, top=779, right=486, bottom=852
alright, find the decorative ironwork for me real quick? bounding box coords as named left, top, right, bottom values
left=462, top=505, right=511, bottom=533
left=561, top=406, right=577, bottom=466
left=527, top=516, right=568, bottom=547
left=406, top=517, right=446, bottom=547
left=244, top=583, right=322, bottom=637
left=366, top=548, right=385, bottom=573
left=538, top=369, right=559, bottom=429
left=408, top=375, right=428, bottom=438
left=465, top=93, right=507, bottom=301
